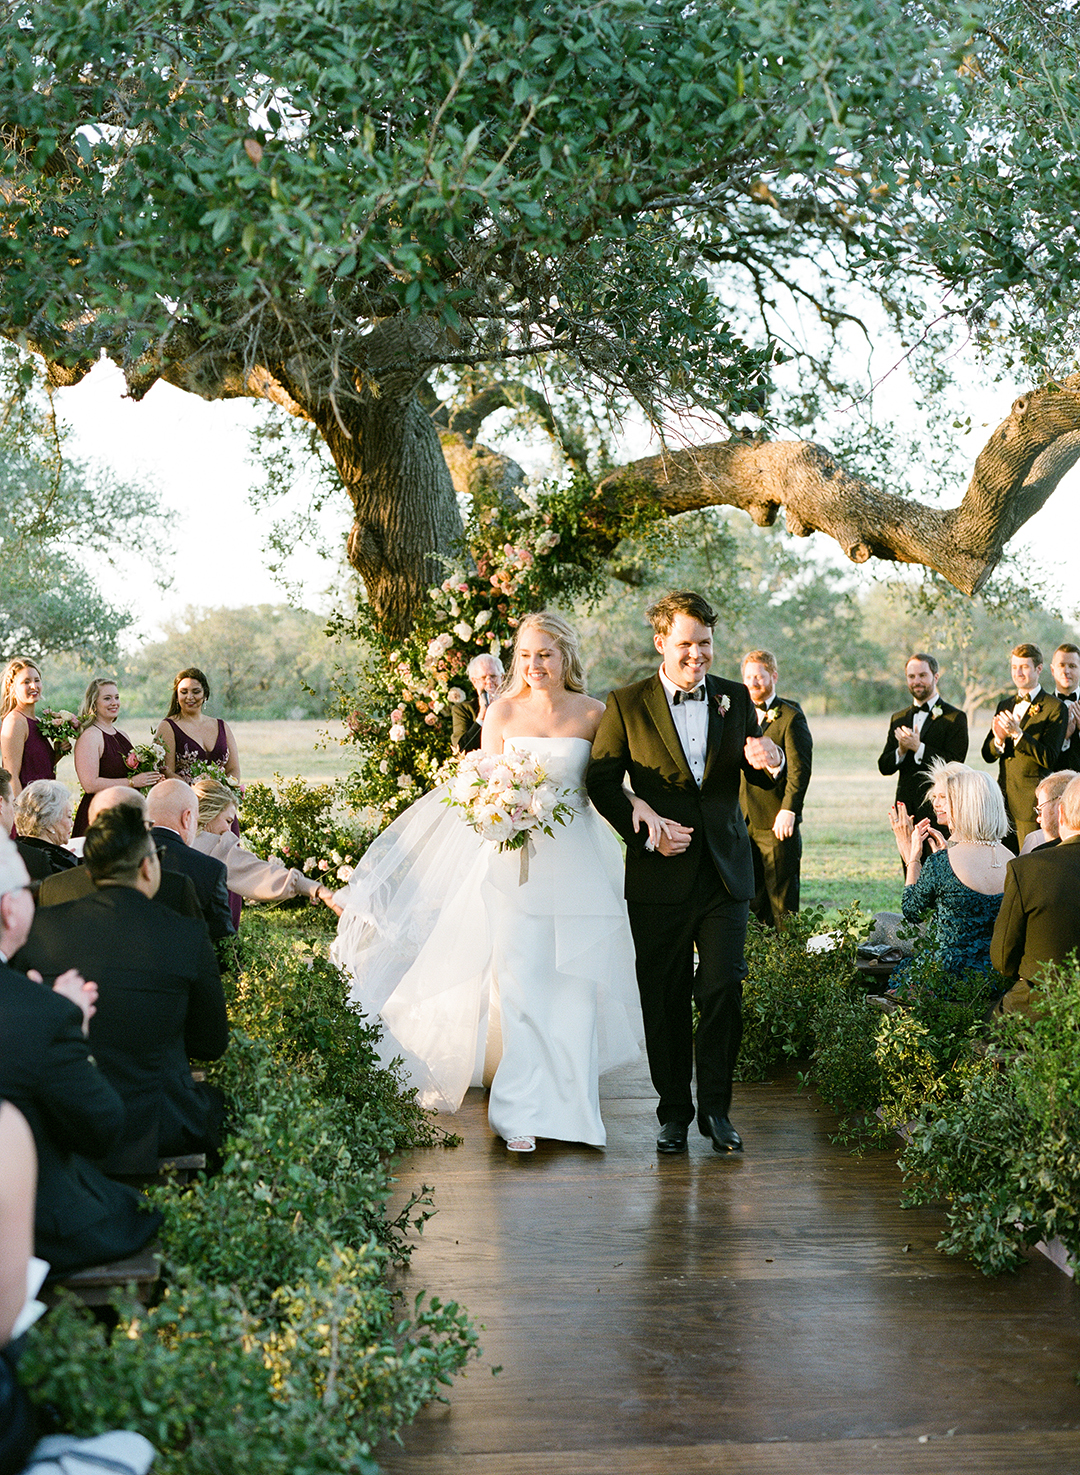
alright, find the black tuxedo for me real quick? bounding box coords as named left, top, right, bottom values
left=16, top=887, right=229, bottom=1174
left=878, top=697, right=968, bottom=826
left=980, top=690, right=1067, bottom=844
left=0, top=961, right=161, bottom=1275
left=150, top=825, right=235, bottom=941
left=38, top=860, right=203, bottom=921
left=587, top=672, right=780, bottom=1126
left=990, top=834, right=1080, bottom=989
left=451, top=695, right=483, bottom=753
left=740, top=696, right=813, bottom=926
left=1053, top=691, right=1080, bottom=772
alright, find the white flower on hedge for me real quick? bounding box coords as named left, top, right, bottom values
left=336, top=864, right=354, bottom=882
left=389, top=724, right=406, bottom=742
left=806, top=932, right=841, bottom=954
left=304, top=857, right=317, bottom=872
left=378, top=759, right=389, bottom=773
left=474, top=608, right=491, bottom=630
left=453, top=620, right=473, bottom=641
left=489, top=636, right=501, bottom=655
left=448, top=687, right=467, bottom=704
left=330, top=849, right=343, bottom=865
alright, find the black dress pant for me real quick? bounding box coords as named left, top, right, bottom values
left=748, top=826, right=801, bottom=928
left=627, top=855, right=749, bottom=1126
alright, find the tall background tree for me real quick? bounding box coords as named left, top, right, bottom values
left=3, top=0, right=1080, bottom=634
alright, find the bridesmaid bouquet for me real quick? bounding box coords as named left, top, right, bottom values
left=180, top=755, right=244, bottom=800
left=445, top=749, right=572, bottom=853
left=35, top=707, right=78, bottom=754
left=125, top=735, right=167, bottom=778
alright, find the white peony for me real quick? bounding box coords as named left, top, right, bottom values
left=453, top=621, right=473, bottom=641
left=447, top=687, right=467, bottom=704
left=473, top=608, right=491, bottom=630
left=389, top=724, right=406, bottom=742
left=336, top=865, right=354, bottom=882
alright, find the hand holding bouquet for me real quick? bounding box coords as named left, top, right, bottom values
left=124, top=734, right=167, bottom=787
left=445, top=749, right=572, bottom=854
left=180, top=754, right=244, bottom=800
left=35, top=708, right=79, bottom=756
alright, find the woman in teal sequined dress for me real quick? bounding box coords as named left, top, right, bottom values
left=890, top=761, right=1011, bottom=992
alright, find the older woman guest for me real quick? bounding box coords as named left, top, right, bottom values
left=191, top=777, right=343, bottom=916
left=0, top=657, right=61, bottom=797
left=72, top=677, right=159, bottom=837
left=13, top=779, right=78, bottom=877
left=451, top=653, right=505, bottom=753
left=156, top=667, right=241, bottom=786
left=1019, top=768, right=1077, bottom=854
left=890, top=760, right=1011, bottom=990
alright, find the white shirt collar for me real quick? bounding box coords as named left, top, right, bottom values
left=658, top=666, right=705, bottom=702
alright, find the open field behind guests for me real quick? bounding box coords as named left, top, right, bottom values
left=56, top=713, right=996, bottom=918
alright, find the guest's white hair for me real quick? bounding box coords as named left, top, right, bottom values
left=467, top=652, right=504, bottom=683
left=14, top=779, right=72, bottom=840
left=926, top=760, right=1008, bottom=843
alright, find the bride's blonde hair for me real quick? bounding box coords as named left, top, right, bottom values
left=500, top=612, right=587, bottom=699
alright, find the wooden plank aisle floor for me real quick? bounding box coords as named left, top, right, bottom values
left=378, top=1058, right=1080, bottom=1475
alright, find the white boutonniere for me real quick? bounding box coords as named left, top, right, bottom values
left=766, top=706, right=780, bottom=724
left=930, top=704, right=942, bottom=720
left=1030, top=703, right=1040, bottom=715
left=717, top=694, right=730, bottom=716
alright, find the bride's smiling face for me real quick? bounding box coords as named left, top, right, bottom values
left=517, top=630, right=564, bottom=691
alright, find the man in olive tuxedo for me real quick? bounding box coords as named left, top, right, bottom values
left=981, top=643, right=1068, bottom=846
left=586, top=591, right=784, bottom=1156
left=878, top=653, right=968, bottom=830
left=740, top=650, right=813, bottom=927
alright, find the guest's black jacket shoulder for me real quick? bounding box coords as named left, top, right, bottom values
left=150, top=825, right=235, bottom=940
left=0, top=961, right=160, bottom=1274
left=38, top=861, right=203, bottom=922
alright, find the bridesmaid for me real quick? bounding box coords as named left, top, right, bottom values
left=0, top=658, right=60, bottom=798
left=156, top=667, right=242, bottom=786
left=72, top=677, right=158, bottom=837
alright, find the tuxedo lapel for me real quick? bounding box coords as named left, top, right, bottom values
left=701, top=678, right=726, bottom=788
left=643, top=676, right=694, bottom=784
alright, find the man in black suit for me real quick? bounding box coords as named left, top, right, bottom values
left=0, top=832, right=161, bottom=1274
left=17, top=806, right=229, bottom=1176
left=739, top=649, right=813, bottom=927
left=145, top=778, right=235, bottom=941
left=981, top=643, right=1068, bottom=846
left=1050, top=643, right=1080, bottom=771
left=878, top=653, right=969, bottom=831
left=451, top=653, right=504, bottom=753
left=991, top=774, right=1080, bottom=1015
left=587, top=591, right=784, bottom=1156
left=37, top=786, right=202, bottom=920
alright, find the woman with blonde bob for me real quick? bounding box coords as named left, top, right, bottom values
left=332, top=611, right=642, bottom=1153
left=890, top=759, right=1011, bottom=988
left=190, top=777, right=342, bottom=915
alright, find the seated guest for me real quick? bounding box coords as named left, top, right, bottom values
left=10, top=778, right=77, bottom=881
left=16, top=806, right=230, bottom=1176
left=890, top=761, right=1011, bottom=992
left=191, top=777, right=343, bottom=915
left=37, top=787, right=202, bottom=923
left=0, top=1101, right=36, bottom=1475
left=0, top=833, right=161, bottom=1274
left=991, top=773, right=1080, bottom=1015
left=0, top=770, right=45, bottom=889
left=1018, top=769, right=1077, bottom=854
left=451, top=653, right=505, bottom=753
left=145, top=778, right=235, bottom=942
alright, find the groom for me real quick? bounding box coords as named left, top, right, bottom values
left=586, top=591, right=783, bottom=1154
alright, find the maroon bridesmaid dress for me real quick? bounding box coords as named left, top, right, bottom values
left=73, top=728, right=135, bottom=837
left=19, top=715, right=58, bottom=786
left=166, top=716, right=243, bottom=927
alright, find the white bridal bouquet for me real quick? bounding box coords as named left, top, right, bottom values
left=445, top=749, right=573, bottom=863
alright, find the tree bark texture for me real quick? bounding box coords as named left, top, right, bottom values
left=597, top=375, right=1080, bottom=595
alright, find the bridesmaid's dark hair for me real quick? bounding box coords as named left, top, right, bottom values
left=167, top=667, right=211, bottom=718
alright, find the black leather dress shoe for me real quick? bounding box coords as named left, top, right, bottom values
left=656, top=1121, right=689, bottom=1154
left=699, top=1115, right=743, bottom=1153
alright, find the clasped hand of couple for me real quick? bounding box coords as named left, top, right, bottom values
left=889, top=801, right=946, bottom=867
left=630, top=735, right=784, bottom=855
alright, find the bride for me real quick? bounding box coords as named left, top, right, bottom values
left=331, top=612, right=642, bottom=1152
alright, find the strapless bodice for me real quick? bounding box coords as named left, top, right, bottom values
left=504, top=735, right=592, bottom=799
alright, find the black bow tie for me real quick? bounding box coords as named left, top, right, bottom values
left=672, top=686, right=706, bottom=704
left=914, top=703, right=930, bottom=714
left=1016, top=693, right=1034, bottom=705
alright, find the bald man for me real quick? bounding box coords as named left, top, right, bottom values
left=146, top=780, right=234, bottom=942
left=37, top=787, right=202, bottom=922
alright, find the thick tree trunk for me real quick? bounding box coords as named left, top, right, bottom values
left=314, top=395, right=463, bottom=639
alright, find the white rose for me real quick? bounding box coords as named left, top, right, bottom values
left=448, top=687, right=467, bottom=704
left=389, top=724, right=406, bottom=742
left=336, top=865, right=354, bottom=882
left=474, top=608, right=491, bottom=629
left=453, top=621, right=473, bottom=641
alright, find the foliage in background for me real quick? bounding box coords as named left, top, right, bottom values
left=332, top=475, right=656, bottom=824
left=239, top=776, right=371, bottom=882
left=22, top=911, right=476, bottom=1471
left=900, top=960, right=1080, bottom=1276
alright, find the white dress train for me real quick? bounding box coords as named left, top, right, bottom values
left=330, top=736, right=642, bottom=1145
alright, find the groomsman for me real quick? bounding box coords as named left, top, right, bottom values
left=739, top=650, right=813, bottom=927
left=1050, top=643, right=1080, bottom=771
left=878, top=653, right=968, bottom=829
left=981, top=644, right=1067, bottom=846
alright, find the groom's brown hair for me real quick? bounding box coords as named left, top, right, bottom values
left=647, top=591, right=717, bottom=636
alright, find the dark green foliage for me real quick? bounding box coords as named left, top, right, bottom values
left=22, top=911, right=478, bottom=1468
left=240, top=775, right=373, bottom=881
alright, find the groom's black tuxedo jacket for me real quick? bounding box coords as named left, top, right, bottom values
left=587, top=672, right=779, bottom=905
left=878, top=699, right=968, bottom=825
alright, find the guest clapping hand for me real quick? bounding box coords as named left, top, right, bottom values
left=72, top=677, right=157, bottom=837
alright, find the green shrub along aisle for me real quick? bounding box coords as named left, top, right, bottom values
left=22, top=909, right=479, bottom=1475
left=738, top=910, right=1080, bottom=1280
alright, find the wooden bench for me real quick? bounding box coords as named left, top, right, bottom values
left=44, top=1244, right=162, bottom=1308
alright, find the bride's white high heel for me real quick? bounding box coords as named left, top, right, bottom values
left=506, top=1135, right=536, bottom=1153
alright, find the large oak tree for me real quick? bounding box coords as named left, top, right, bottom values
left=2, top=0, right=1078, bottom=632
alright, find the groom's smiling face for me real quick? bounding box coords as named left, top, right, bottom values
left=656, top=614, right=713, bottom=691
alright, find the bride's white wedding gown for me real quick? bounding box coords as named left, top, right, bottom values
left=330, top=736, right=642, bottom=1146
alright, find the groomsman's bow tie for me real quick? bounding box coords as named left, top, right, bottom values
left=672, top=686, right=706, bottom=704
left=914, top=703, right=930, bottom=714
left=1016, top=693, right=1035, bottom=705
